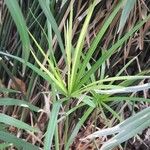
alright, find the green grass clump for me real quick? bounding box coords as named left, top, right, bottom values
left=0, top=0, right=150, bottom=149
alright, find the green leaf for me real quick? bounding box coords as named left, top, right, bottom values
left=38, top=0, right=65, bottom=60
left=0, top=131, right=38, bottom=150
left=95, top=83, right=150, bottom=94
left=0, top=143, right=12, bottom=149
left=109, top=57, right=137, bottom=85
left=65, top=107, right=94, bottom=150
left=0, top=88, right=19, bottom=93
left=70, top=0, right=96, bottom=93
left=30, top=49, right=67, bottom=94
left=76, top=1, right=123, bottom=82
left=5, top=0, right=30, bottom=74
left=118, top=0, right=137, bottom=32
left=101, top=102, right=122, bottom=122
left=58, top=103, right=86, bottom=123
left=83, top=75, right=150, bottom=89
left=66, top=1, right=73, bottom=91
left=44, top=101, right=62, bottom=150
left=0, top=98, right=43, bottom=112
left=83, top=107, right=150, bottom=150
left=101, top=108, right=150, bottom=150
left=0, top=53, right=67, bottom=95
left=77, top=15, right=150, bottom=88
left=0, top=113, right=39, bottom=132
left=29, top=32, right=67, bottom=93
left=107, top=96, right=150, bottom=103
left=82, top=95, right=96, bottom=108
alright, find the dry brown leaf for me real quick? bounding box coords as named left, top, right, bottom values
left=10, top=77, right=26, bottom=94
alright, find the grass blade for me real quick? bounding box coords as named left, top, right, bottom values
left=5, top=0, right=30, bottom=74
left=76, top=1, right=123, bottom=82
left=0, top=53, right=67, bottom=95
left=0, top=113, right=39, bottom=132
left=118, top=0, right=137, bottom=32
left=0, top=131, right=39, bottom=150
left=95, top=83, right=150, bottom=94
left=65, top=107, right=94, bottom=150
left=29, top=32, right=65, bottom=89
left=0, top=88, right=19, bottom=93
left=38, top=0, right=65, bottom=60
left=0, top=143, right=12, bottom=149
left=30, top=49, right=67, bottom=94
left=44, top=101, right=61, bottom=150
left=0, top=98, right=42, bottom=112
left=101, top=108, right=150, bottom=150
left=77, top=15, right=150, bottom=88
left=70, top=1, right=96, bottom=93
left=66, top=1, right=73, bottom=92
left=107, top=96, right=150, bottom=103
